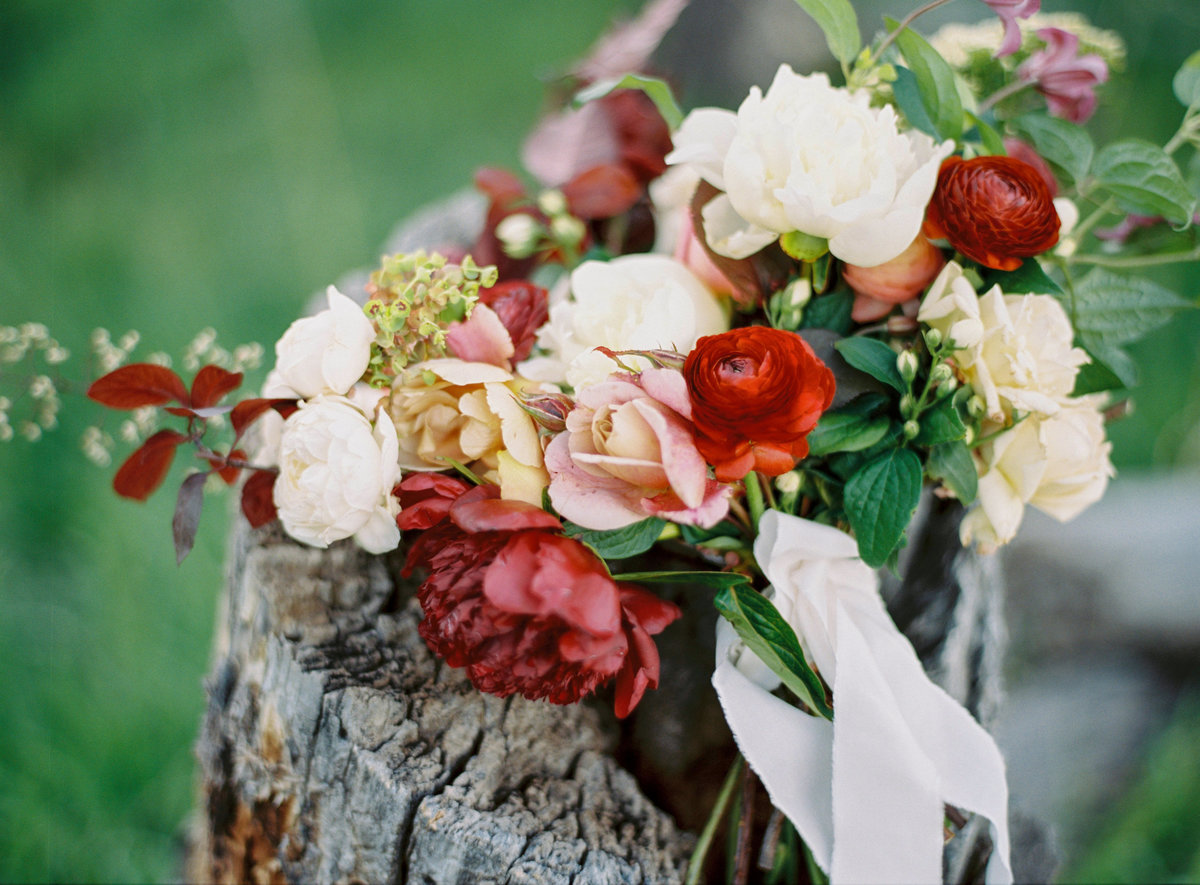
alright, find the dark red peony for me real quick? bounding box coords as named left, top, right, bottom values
left=924, top=155, right=1060, bottom=271
left=683, top=328, right=835, bottom=483
left=403, top=485, right=680, bottom=717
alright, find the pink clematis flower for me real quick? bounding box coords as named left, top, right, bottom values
left=1018, top=28, right=1109, bottom=123
left=984, top=0, right=1040, bottom=58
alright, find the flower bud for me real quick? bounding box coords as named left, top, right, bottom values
left=775, top=471, right=802, bottom=494
left=967, top=396, right=986, bottom=418
left=537, top=189, right=568, bottom=217
left=924, top=328, right=943, bottom=351
left=897, top=350, right=920, bottom=383
left=930, top=363, right=954, bottom=385
left=899, top=394, right=916, bottom=418
left=495, top=213, right=544, bottom=259
left=903, top=419, right=921, bottom=440
left=550, top=214, right=587, bottom=247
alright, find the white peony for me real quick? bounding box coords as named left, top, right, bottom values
left=521, top=254, right=728, bottom=389
left=667, top=66, right=952, bottom=266
left=274, top=395, right=401, bottom=554
left=266, top=286, right=376, bottom=399
left=961, top=397, right=1114, bottom=551
left=919, top=263, right=1089, bottom=422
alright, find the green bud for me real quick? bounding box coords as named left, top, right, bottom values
left=897, top=350, right=919, bottom=383
left=550, top=214, right=586, bottom=246
left=775, top=471, right=802, bottom=495
left=967, top=396, right=986, bottom=418
left=903, top=420, right=920, bottom=440
left=930, top=363, right=954, bottom=385
left=537, top=189, right=568, bottom=217
left=924, top=328, right=943, bottom=351
left=495, top=214, right=544, bottom=259
left=899, top=394, right=916, bottom=418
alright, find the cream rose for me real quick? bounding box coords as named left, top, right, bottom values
left=386, top=359, right=548, bottom=504
left=667, top=66, right=952, bottom=266
left=522, top=254, right=728, bottom=389
left=920, top=263, right=1089, bottom=421
left=267, top=286, right=376, bottom=398
left=274, top=395, right=401, bottom=554
left=961, top=397, right=1114, bottom=551
left=545, top=367, right=731, bottom=530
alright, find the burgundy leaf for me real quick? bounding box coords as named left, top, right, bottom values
left=191, top=365, right=244, bottom=409
left=231, top=397, right=298, bottom=439
left=522, top=102, right=620, bottom=188
left=563, top=164, right=641, bottom=219
left=474, top=167, right=527, bottom=205
left=218, top=449, right=246, bottom=485
left=112, top=429, right=188, bottom=500
left=87, top=364, right=189, bottom=410
left=241, top=470, right=278, bottom=528
left=172, top=471, right=208, bottom=565
left=574, top=0, right=690, bottom=82
left=689, top=180, right=765, bottom=304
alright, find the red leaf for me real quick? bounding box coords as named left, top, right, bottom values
left=112, top=429, right=188, bottom=500
left=218, top=449, right=246, bottom=485
left=87, top=364, right=189, bottom=410
left=191, top=365, right=244, bottom=409
left=173, top=472, right=208, bottom=565
left=231, top=397, right=297, bottom=439
left=563, top=164, right=641, bottom=219
left=241, top=470, right=278, bottom=528
left=474, top=167, right=527, bottom=205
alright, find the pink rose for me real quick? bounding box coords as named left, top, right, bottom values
left=546, top=367, right=731, bottom=530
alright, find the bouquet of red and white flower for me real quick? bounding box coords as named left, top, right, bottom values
left=63, top=0, right=1200, bottom=880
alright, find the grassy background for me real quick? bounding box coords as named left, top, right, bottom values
left=0, top=1, right=1196, bottom=882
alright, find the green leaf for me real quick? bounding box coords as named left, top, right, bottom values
left=834, top=337, right=906, bottom=392
left=562, top=517, right=665, bottom=559
left=1077, top=340, right=1139, bottom=390
left=1093, top=140, right=1197, bottom=225
left=800, top=290, right=854, bottom=334
left=983, top=258, right=1063, bottom=295
left=1067, top=269, right=1193, bottom=348
left=680, top=520, right=742, bottom=545
left=1072, top=353, right=1127, bottom=395
left=714, top=584, right=833, bottom=718
left=889, top=18, right=962, bottom=141
left=926, top=440, right=977, bottom=504
left=1011, top=113, right=1094, bottom=185
left=1173, top=49, right=1200, bottom=108
left=614, top=570, right=751, bottom=591
left=573, top=73, right=683, bottom=130
left=891, top=66, right=937, bottom=138
left=843, top=448, right=922, bottom=567
left=965, top=111, right=1005, bottom=157
left=808, top=413, right=891, bottom=456
left=914, top=396, right=967, bottom=446
left=793, top=0, right=861, bottom=65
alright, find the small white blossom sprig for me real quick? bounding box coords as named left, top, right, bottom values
left=86, top=361, right=295, bottom=563
left=0, top=323, right=70, bottom=443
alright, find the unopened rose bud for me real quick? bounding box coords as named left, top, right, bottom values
left=537, top=189, right=568, bottom=217
left=897, top=350, right=920, bottom=383
left=903, top=420, right=920, bottom=440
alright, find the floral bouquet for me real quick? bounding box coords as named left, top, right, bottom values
left=62, top=0, right=1200, bottom=880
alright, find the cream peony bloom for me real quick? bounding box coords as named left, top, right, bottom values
left=274, top=395, right=401, bottom=554
left=919, top=263, right=1088, bottom=422
left=521, top=254, right=728, bottom=389
left=386, top=359, right=548, bottom=504
left=667, top=66, right=952, bottom=266
left=266, top=287, right=376, bottom=399
left=961, top=397, right=1114, bottom=551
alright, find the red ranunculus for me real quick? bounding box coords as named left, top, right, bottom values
left=404, top=487, right=680, bottom=716
left=395, top=473, right=473, bottom=531
left=683, top=328, right=836, bottom=483
left=924, top=155, right=1060, bottom=272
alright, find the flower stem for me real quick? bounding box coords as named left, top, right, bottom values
left=1069, top=246, right=1200, bottom=269
left=743, top=473, right=766, bottom=529
left=868, top=0, right=957, bottom=67
left=733, top=763, right=758, bottom=885
left=685, top=754, right=745, bottom=885
left=978, top=78, right=1033, bottom=113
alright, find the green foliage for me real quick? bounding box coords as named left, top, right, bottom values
left=892, top=66, right=938, bottom=138
left=714, top=583, right=832, bottom=718
left=1011, top=113, right=1095, bottom=186
left=983, top=257, right=1063, bottom=295
left=834, top=337, right=906, bottom=392
left=842, top=447, right=922, bottom=567
left=614, top=569, right=751, bottom=591
left=1173, top=50, right=1200, bottom=108
left=926, top=440, right=978, bottom=504
left=800, top=290, right=854, bottom=334
left=1092, top=140, right=1197, bottom=225
left=807, top=393, right=892, bottom=456
left=792, top=0, right=861, bottom=66
left=564, top=516, right=665, bottom=559
left=574, top=73, right=684, bottom=130
left=888, top=18, right=963, bottom=141
left=1067, top=269, right=1193, bottom=351
left=912, top=396, right=967, bottom=447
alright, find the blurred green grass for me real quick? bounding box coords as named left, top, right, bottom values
left=0, top=1, right=1197, bottom=882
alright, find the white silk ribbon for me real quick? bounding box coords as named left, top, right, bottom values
left=712, top=509, right=1013, bottom=884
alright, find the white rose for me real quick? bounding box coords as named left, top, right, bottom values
left=961, top=397, right=1114, bottom=551
left=667, top=66, right=952, bottom=266
left=522, top=254, right=728, bottom=389
left=266, top=286, right=376, bottom=398
left=274, top=395, right=401, bottom=554
left=919, top=263, right=1089, bottom=422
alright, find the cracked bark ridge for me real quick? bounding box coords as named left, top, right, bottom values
left=190, top=521, right=692, bottom=884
